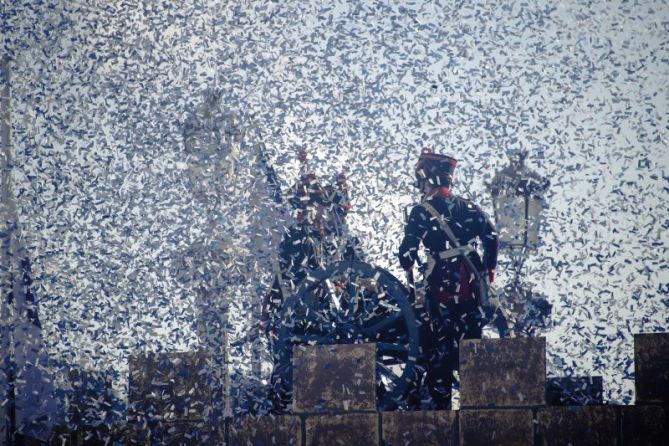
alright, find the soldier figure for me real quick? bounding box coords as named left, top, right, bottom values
left=261, top=171, right=360, bottom=412
left=399, top=149, right=498, bottom=410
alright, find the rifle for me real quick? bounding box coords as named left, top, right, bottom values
left=256, top=142, right=283, bottom=204
left=402, top=206, right=416, bottom=305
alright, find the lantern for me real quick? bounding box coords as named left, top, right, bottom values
left=490, top=151, right=549, bottom=250
left=488, top=150, right=551, bottom=335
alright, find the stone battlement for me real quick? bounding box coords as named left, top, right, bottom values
left=49, top=333, right=668, bottom=445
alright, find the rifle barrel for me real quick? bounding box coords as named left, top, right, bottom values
left=257, top=143, right=283, bottom=204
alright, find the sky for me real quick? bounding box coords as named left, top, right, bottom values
left=2, top=0, right=668, bottom=406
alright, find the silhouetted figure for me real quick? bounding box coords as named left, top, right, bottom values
left=399, top=149, right=498, bottom=409
left=262, top=172, right=360, bottom=412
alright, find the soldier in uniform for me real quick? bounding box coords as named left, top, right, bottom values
left=398, top=149, right=498, bottom=409
left=261, top=171, right=360, bottom=412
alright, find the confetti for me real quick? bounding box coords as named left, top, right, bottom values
left=1, top=0, right=667, bottom=441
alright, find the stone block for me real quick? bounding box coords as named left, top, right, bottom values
left=634, top=332, right=669, bottom=404
left=125, top=420, right=214, bottom=446
left=48, top=427, right=74, bottom=446
left=459, top=409, right=533, bottom=446
left=68, top=368, right=113, bottom=426
left=70, top=425, right=110, bottom=446
left=545, top=376, right=603, bottom=405
left=122, top=423, right=146, bottom=446
left=382, top=410, right=456, bottom=446
left=128, top=351, right=212, bottom=422
left=460, top=337, right=545, bottom=407
left=622, top=405, right=669, bottom=446
left=536, top=406, right=618, bottom=446
left=155, top=420, right=215, bottom=446
left=293, top=343, right=376, bottom=413
left=305, top=413, right=379, bottom=446
left=229, top=415, right=301, bottom=446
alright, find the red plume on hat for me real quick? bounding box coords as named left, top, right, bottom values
left=324, top=173, right=352, bottom=217
left=288, top=147, right=325, bottom=210
left=288, top=172, right=326, bottom=210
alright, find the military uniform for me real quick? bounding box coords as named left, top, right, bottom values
left=264, top=223, right=363, bottom=322
left=262, top=172, right=360, bottom=412
left=399, top=188, right=498, bottom=409
left=265, top=223, right=324, bottom=315
left=398, top=149, right=498, bottom=409
left=399, top=191, right=498, bottom=302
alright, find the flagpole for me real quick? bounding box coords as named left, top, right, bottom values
left=0, top=54, right=16, bottom=446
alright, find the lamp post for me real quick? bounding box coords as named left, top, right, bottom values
left=1, top=54, right=15, bottom=446
left=489, top=150, right=551, bottom=334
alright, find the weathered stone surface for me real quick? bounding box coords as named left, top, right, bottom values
left=382, top=410, right=456, bottom=446
left=68, top=368, right=113, bottom=425
left=229, top=415, right=302, bottom=446
left=48, top=427, right=74, bottom=446
left=622, top=405, right=669, bottom=446
left=123, top=423, right=149, bottom=446
left=545, top=376, right=603, bottom=406
left=160, top=420, right=216, bottom=446
left=73, top=426, right=111, bottom=446
left=293, top=343, right=376, bottom=413
left=459, top=409, right=533, bottom=446
left=128, top=351, right=212, bottom=422
left=634, top=332, right=669, bottom=404
left=460, top=338, right=546, bottom=407
left=305, top=413, right=379, bottom=446
left=536, top=406, right=618, bottom=446
left=125, top=420, right=215, bottom=446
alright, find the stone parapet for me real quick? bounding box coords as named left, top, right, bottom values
left=229, top=415, right=301, bottom=446
left=305, top=412, right=379, bottom=446
left=293, top=343, right=376, bottom=413
left=536, top=406, right=619, bottom=446
left=621, top=405, right=669, bottom=446
left=382, top=410, right=456, bottom=446
left=634, top=333, right=669, bottom=405
left=459, top=409, right=533, bottom=446
left=460, top=337, right=546, bottom=408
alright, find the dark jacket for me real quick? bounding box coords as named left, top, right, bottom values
left=398, top=192, right=498, bottom=298
left=265, top=223, right=362, bottom=313
left=279, top=224, right=323, bottom=284
left=266, top=223, right=323, bottom=310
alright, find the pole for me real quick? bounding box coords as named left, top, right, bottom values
left=0, top=54, right=15, bottom=446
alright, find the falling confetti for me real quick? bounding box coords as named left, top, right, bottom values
left=1, top=0, right=667, bottom=440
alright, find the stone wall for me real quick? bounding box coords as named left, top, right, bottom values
left=46, top=333, right=668, bottom=444
left=230, top=334, right=668, bottom=446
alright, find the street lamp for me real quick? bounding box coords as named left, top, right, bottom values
left=489, top=150, right=551, bottom=334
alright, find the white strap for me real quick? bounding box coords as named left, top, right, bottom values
left=438, top=245, right=475, bottom=260
left=420, top=200, right=490, bottom=306
left=420, top=201, right=463, bottom=249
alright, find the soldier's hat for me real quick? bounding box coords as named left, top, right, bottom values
left=288, top=173, right=327, bottom=210
left=324, top=173, right=352, bottom=218
left=415, top=148, right=458, bottom=188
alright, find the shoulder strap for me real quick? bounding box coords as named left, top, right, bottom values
left=420, top=201, right=461, bottom=249
left=420, top=199, right=490, bottom=306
